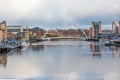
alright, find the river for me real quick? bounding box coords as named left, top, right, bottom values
left=0, top=41, right=120, bottom=80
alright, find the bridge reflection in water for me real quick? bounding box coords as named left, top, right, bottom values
left=1, top=41, right=120, bottom=79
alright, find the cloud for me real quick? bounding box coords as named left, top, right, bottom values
left=0, top=0, right=120, bottom=26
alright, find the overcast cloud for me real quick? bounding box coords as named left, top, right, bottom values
left=0, top=0, right=120, bottom=28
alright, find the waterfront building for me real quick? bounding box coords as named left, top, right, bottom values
left=47, top=30, right=59, bottom=37
left=31, top=27, right=46, bottom=38
left=0, top=30, right=3, bottom=42
left=25, top=28, right=30, bottom=41
left=17, top=27, right=30, bottom=41
left=112, top=21, right=120, bottom=34
left=89, top=21, right=102, bottom=38
left=7, top=25, right=23, bottom=38
left=7, top=25, right=23, bottom=33
left=89, top=27, right=94, bottom=37
left=0, top=21, right=7, bottom=42
left=7, top=26, right=30, bottom=41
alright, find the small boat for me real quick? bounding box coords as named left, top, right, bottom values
left=113, top=40, right=120, bottom=44
left=112, top=40, right=120, bottom=47
left=104, top=40, right=115, bottom=46
left=0, top=46, right=23, bottom=54
left=21, top=41, right=30, bottom=46
left=86, top=38, right=99, bottom=41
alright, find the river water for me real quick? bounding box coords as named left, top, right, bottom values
left=0, top=41, right=120, bottom=80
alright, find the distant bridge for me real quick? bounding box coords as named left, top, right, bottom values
left=41, top=22, right=88, bottom=41
left=41, top=36, right=85, bottom=41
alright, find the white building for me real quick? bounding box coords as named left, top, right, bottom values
left=112, top=21, right=120, bottom=34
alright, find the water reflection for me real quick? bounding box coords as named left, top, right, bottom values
left=0, top=54, right=7, bottom=67
left=29, top=45, right=44, bottom=51
left=90, top=42, right=120, bottom=58
left=90, top=42, right=101, bottom=58
left=0, top=49, right=22, bottom=68
left=0, top=41, right=120, bottom=79
left=8, top=49, right=22, bottom=55
left=112, top=47, right=120, bottom=57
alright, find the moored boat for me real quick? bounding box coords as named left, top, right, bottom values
left=86, top=38, right=99, bottom=41
left=113, top=40, right=120, bottom=44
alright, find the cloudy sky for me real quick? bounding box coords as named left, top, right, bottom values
left=0, top=0, right=120, bottom=29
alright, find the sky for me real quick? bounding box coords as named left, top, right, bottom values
left=0, top=0, right=120, bottom=29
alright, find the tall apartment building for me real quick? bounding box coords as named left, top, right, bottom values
left=89, top=21, right=102, bottom=38
left=112, top=21, right=120, bottom=34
